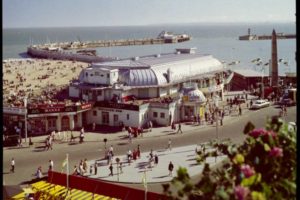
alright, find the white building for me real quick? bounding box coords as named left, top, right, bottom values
left=69, top=48, right=226, bottom=128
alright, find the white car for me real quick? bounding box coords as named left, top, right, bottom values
left=250, top=99, right=270, bottom=110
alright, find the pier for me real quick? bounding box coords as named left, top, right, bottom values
left=27, top=31, right=191, bottom=62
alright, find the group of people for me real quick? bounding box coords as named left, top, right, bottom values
left=73, top=158, right=88, bottom=176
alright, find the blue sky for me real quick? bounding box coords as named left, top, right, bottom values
left=3, top=0, right=295, bottom=28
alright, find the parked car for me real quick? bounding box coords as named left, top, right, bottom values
left=250, top=99, right=270, bottom=110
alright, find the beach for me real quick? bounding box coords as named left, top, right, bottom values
left=2, top=59, right=89, bottom=105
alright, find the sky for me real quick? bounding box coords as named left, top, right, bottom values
left=3, top=0, right=296, bottom=28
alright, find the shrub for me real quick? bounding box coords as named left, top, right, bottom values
left=163, top=117, right=296, bottom=200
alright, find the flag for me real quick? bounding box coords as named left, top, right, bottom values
left=61, top=155, right=68, bottom=172
left=142, top=171, right=147, bottom=190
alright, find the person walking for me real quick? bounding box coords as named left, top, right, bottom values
left=92, top=122, right=96, bottom=131
left=176, top=123, right=182, bottom=134
left=119, top=162, right=123, bottom=174
left=137, top=144, right=141, bottom=159
left=36, top=166, right=43, bottom=179
left=10, top=158, right=15, bottom=173
left=80, top=127, right=85, bottom=143
left=168, top=161, right=174, bottom=176
left=168, top=139, right=172, bottom=151
left=238, top=105, right=242, bottom=116
left=148, top=120, right=153, bottom=132
left=109, top=164, right=113, bottom=176
left=83, top=158, right=88, bottom=173
left=94, top=161, right=98, bottom=175
left=48, top=160, right=54, bottom=171
left=154, top=154, right=159, bottom=165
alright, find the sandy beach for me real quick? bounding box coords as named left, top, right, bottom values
left=2, top=58, right=89, bottom=105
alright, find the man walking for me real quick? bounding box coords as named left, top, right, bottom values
left=48, top=160, right=54, bottom=171
left=109, top=164, right=113, bottom=176
left=176, top=123, right=182, bottom=134
left=168, top=161, right=174, bottom=176
left=168, top=139, right=172, bottom=151
left=10, top=158, right=15, bottom=173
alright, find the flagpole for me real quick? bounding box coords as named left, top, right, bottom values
left=66, top=153, right=69, bottom=196
left=144, top=170, right=147, bottom=200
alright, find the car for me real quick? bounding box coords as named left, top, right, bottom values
left=250, top=99, right=270, bottom=110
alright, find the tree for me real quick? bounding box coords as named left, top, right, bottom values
left=163, top=117, right=296, bottom=200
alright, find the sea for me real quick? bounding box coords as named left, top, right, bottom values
left=3, top=22, right=296, bottom=75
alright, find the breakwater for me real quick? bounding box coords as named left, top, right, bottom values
left=239, top=33, right=295, bottom=40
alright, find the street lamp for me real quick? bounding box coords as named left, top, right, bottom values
left=24, top=97, right=28, bottom=143
left=116, top=157, right=120, bottom=182
left=213, top=95, right=219, bottom=141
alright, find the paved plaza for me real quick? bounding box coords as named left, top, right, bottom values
left=85, top=144, right=227, bottom=183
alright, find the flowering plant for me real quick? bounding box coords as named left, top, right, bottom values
left=163, top=117, right=296, bottom=199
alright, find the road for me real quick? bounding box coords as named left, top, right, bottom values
left=3, top=105, right=296, bottom=194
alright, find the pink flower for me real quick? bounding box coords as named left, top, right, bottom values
left=240, top=164, right=255, bottom=178
left=248, top=128, right=267, bottom=138
left=234, top=185, right=250, bottom=200
left=269, top=147, right=283, bottom=157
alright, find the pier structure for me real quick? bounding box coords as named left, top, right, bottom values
left=27, top=31, right=191, bottom=63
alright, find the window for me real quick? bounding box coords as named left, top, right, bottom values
left=114, top=114, right=118, bottom=122
left=107, top=74, right=110, bottom=78
left=93, top=110, right=97, bottom=116
left=86, top=72, right=88, bottom=77
left=98, top=90, right=102, bottom=95
left=160, top=112, right=165, bottom=118
left=153, top=112, right=158, bottom=118
left=127, top=114, right=130, bottom=120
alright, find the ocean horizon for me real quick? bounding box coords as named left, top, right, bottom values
left=3, top=22, right=296, bottom=75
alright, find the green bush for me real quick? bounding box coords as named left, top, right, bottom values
left=163, top=117, right=296, bottom=200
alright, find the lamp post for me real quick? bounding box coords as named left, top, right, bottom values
left=213, top=95, right=219, bottom=141
left=24, top=97, right=28, bottom=143
left=116, top=157, right=120, bottom=182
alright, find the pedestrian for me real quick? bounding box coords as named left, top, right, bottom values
left=283, top=106, right=287, bottom=116
left=168, top=161, right=174, bottom=176
left=239, top=105, right=242, bottom=116
left=137, top=144, right=141, bottom=159
left=127, top=149, right=132, bottom=164
left=10, top=158, right=15, bottom=173
left=73, top=165, right=79, bottom=175
left=154, top=154, right=159, bottom=165
left=79, top=160, right=84, bottom=175
left=36, top=166, right=43, bottom=179
left=94, top=162, right=98, bottom=175
left=83, top=158, right=88, bottom=173
left=92, top=122, right=96, bottom=131
left=49, top=136, right=53, bottom=150
left=171, top=122, right=176, bottom=130
left=204, top=112, right=208, bottom=122
left=48, top=160, right=54, bottom=171
left=119, top=162, right=123, bottom=173
left=148, top=120, right=153, bottom=132
left=176, top=123, right=183, bottom=134
left=109, top=164, right=113, bottom=176
left=128, top=132, right=132, bottom=143
left=109, top=145, right=114, bottom=157
left=149, top=149, right=153, bottom=160
left=80, top=127, right=85, bottom=143
left=168, top=139, right=172, bottom=151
